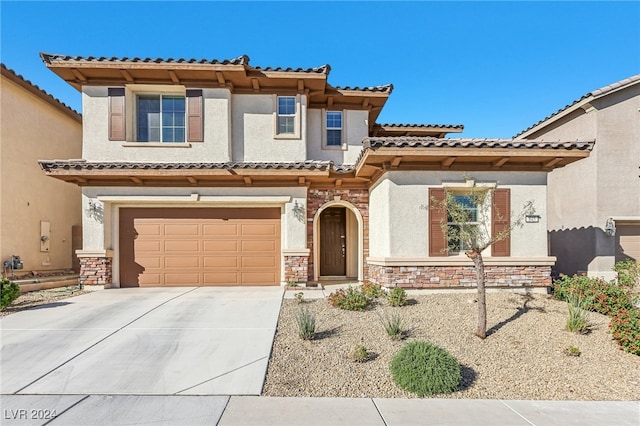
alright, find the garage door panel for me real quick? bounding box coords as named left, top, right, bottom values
left=165, top=240, right=200, bottom=252
left=204, top=273, right=239, bottom=285
left=164, top=223, right=200, bottom=236
left=203, top=240, right=238, bottom=252
left=204, top=224, right=240, bottom=237
left=242, top=256, right=277, bottom=268
left=204, top=256, right=238, bottom=268
left=165, top=257, right=200, bottom=268
left=242, top=240, right=277, bottom=252
left=617, top=224, right=640, bottom=262
left=120, top=208, right=280, bottom=287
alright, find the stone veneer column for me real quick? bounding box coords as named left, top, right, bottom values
left=307, top=189, right=369, bottom=283
left=76, top=250, right=113, bottom=287
left=284, top=254, right=309, bottom=285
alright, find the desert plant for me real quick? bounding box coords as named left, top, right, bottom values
left=349, top=344, right=369, bottom=362
left=566, top=296, right=590, bottom=334
left=1, top=278, right=20, bottom=309
left=553, top=274, right=637, bottom=317
left=286, top=281, right=299, bottom=287
left=610, top=308, right=640, bottom=356
left=387, top=286, right=408, bottom=307
left=296, top=307, right=316, bottom=340
left=564, top=346, right=581, bottom=357
left=327, top=286, right=369, bottom=311
left=361, top=281, right=385, bottom=299
left=295, top=292, right=305, bottom=303
left=613, top=260, right=640, bottom=288
left=380, top=311, right=406, bottom=340
left=390, top=341, right=461, bottom=396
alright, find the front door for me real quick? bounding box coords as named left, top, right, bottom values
left=320, top=207, right=346, bottom=276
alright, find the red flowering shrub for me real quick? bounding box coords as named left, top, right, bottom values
left=552, top=274, right=637, bottom=317
left=327, top=286, right=369, bottom=311
left=610, top=308, right=640, bottom=356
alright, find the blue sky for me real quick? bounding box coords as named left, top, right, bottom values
left=1, top=1, right=639, bottom=138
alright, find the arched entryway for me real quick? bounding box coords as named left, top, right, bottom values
left=313, top=201, right=363, bottom=282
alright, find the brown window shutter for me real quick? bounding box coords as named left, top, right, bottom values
left=186, top=89, right=203, bottom=142
left=108, top=88, right=125, bottom=141
left=492, top=188, right=511, bottom=257
left=429, top=188, right=448, bottom=257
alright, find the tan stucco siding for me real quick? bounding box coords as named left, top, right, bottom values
left=368, top=171, right=549, bottom=259
left=306, top=109, right=368, bottom=164
left=1, top=75, right=82, bottom=271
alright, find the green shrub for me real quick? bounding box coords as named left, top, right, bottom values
left=296, top=307, right=316, bottom=340
left=566, top=296, right=589, bottom=334
left=613, top=260, right=640, bottom=288
left=387, top=286, right=408, bottom=307
left=327, top=286, right=369, bottom=311
left=361, top=281, right=385, bottom=299
left=390, top=341, right=461, bottom=396
left=564, top=346, right=581, bottom=357
left=349, top=344, right=369, bottom=362
left=380, top=312, right=406, bottom=340
left=1, top=278, right=20, bottom=309
left=553, top=274, right=637, bottom=317
left=610, top=308, right=640, bottom=356
left=295, top=292, right=305, bottom=303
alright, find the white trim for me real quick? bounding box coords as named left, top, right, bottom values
left=283, top=248, right=311, bottom=256
left=97, top=195, right=291, bottom=205
left=122, top=142, right=191, bottom=148
left=76, top=249, right=114, bottom=258
left=611, top=216, right=640, bottom=224
left=366, top=256, right=556, bottom=266
left=313, top=200, right=364, bottom=281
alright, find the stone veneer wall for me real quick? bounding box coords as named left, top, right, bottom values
left=307, top=188, right=369, bottom=283
left=368, top=264, right=552, bottom=288
left=78, top=257, right=112, bottom=286
left=284, top=255, right=308, bottom=284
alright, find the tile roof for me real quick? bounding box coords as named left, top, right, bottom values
left=362, top=137, right=595, bottom=151
left=334, top=84, right=393, bottom=93
left=376, top=123, right=464, bottom=129
left=38, top=160, right=343, bottom=172
left=1, top=63, right=81, bottom=120
left=515, top=74, right=640, bottom=138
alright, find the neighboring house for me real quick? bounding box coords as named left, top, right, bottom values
left=38, top=53, right=593, bottom=289
left=516, top=75, right=640, bottom=280
left=0, top=64, right=83, bottom=275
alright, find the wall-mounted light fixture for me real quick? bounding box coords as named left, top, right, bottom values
left=525, top=215, right=541, bottom=223
left=604, top=217, right=616, bottom=237
left=85, top=200, right=104, bottom=223
left=292, top=201, right=306, bottom=224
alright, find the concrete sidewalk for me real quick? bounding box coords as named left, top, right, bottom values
left=1, top=395, right=637, bottom=425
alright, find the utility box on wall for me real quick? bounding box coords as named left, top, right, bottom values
left=40, top=220, right=50, bottom=252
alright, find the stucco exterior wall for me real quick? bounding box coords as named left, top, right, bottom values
left=306, top=109, right=368, bottom=164
left=368, top=171, right=550, bottom=260
left=0, top=74, right=82, bottom=271
left=525, top=84, right=640, bottom=278
left=80, top=186, right=307, bottom=286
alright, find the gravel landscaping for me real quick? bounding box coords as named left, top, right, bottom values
left=262, top=291, right=640, bottom=400
left=0, top=285, right=89, bottom=318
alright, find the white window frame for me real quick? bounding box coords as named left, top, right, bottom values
left=273, top=94, right=301, bottom=139
left=322, top=109, right=347, bottom=150
left=446, top=192, right=482, bottom=255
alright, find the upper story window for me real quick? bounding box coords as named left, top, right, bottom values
left=326, top=111, right=343, bottom=146
left=137, top=95, right=186, bottom=142
left=277, top=96, right=296, bottom=134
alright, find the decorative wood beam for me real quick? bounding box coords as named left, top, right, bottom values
left=168, top=70, right=180, bottom=84
left=543, top=157, right=564, bottom=168
left=119, top=69, right=134, bottom=82
left=297, top=80, right=305, bottom=94
left=251, top=78, right=260, bottom=93
left=186, top=176, right=197, bottom=184
left=243, top=176, right=252, bottom=185
left=298, top=176, right=306, bottom=185
left=70, top=68, right=87, bottom=84
left=130, top=176, right=143, bottom=185
left=492, top=157, right=509, bottom=168
left=75, top=177, right=87, bottom=184
left=215, top=71, right=226, bottom=85
left=327, top=96, right=334, bottom=107
left=391, top=157, right=403, bottom=169
left=335, top=179, right=343, bottom=187
left=441, top=157, right=457, bottom=168
left=362, top=98, right=369, bottom=108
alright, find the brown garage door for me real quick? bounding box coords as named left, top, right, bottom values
left=119, top=208, right=280, bottom=287
left=616, top=224, right=640, bottom=263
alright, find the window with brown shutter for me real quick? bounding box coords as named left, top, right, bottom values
left=108, top=88, right=125, bottom=141
left=429, top=188, right=448, bottom=257
left=491, top=188, right=511, bottom=257
left=186, top=89, right=203, bottom=142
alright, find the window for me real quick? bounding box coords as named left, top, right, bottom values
left=277, top=96, right=296, bottom=134
left=446, top=194, right=479, bottom=252
left=326, top=111, right=343, bottom=146
left=137, top=95, right=185, bottom=142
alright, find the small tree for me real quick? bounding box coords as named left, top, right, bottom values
left=432, top=180, right=534, bottom=339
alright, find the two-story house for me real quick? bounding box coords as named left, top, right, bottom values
left=516, top=74, right=640, bottom=280
left=38, top=53, right=593, bottom=289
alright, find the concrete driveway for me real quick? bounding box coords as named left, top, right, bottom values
left=1, top=287, right=283, bottom=396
